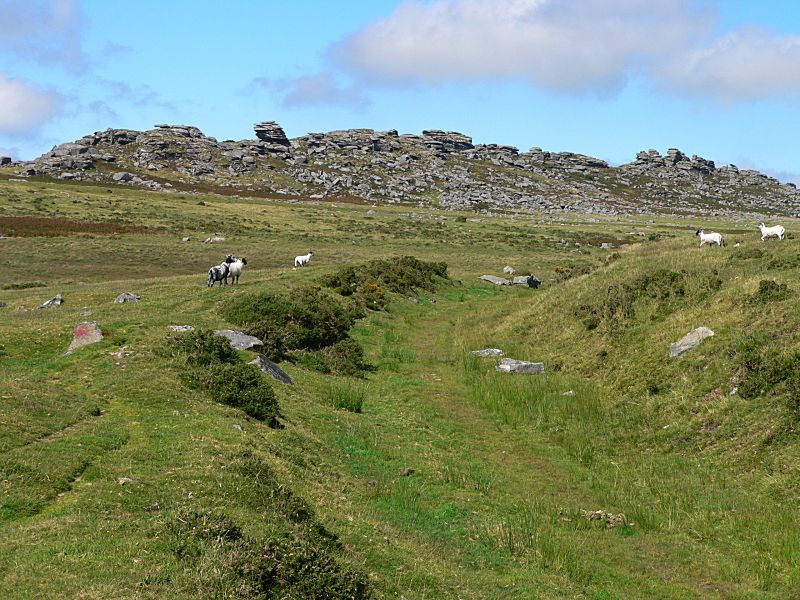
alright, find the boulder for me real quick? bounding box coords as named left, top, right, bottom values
left=471, top=348, right=504, bottom=357
left=65, top=321, right=103, bottom=355
left=39, top=293, right=64, bottom=309
left=669, top=327, right=715, bottom=358
left=496, top=358, right=545, bottom=374
left=479, top=275, right=512, bottom=286
left=213, top=329, right=263, bottom=350
left=111, top=171, right=133, bottom=182
left=249, top=354, right=294, bottom=385
left=115, top=292, right=141, bottom=303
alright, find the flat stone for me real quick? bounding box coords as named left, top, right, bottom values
left=65, top=321, right=103, bottom=355
left=181, top=236, right=190, bottom=242
left=669, top=327, right=715, bottom=358
left=39, top=293, right=64, bottom=309
left=168, top=325, right=195, bottom=332
left=116, top=477, right=134, bottom=485
left=496, top=358, right=545, bottom=374
left=249, top=354, right=294, bottom=385
left=213, top=329, right=263, bottom=350
left=204, top=236, right=226, bottom=243
left=471, top=348, right=504, bottom=357
left=115, top=292, right=141, bottom=303
left=479, top=275, right=512, bottom=286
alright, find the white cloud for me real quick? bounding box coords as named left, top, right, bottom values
left=0, top=0, right=85, bottom=70
left=654, top=27, right=800, bottom=103
left=331, top=0, right=712, bottom=94
left=255, top=73, right=369, bottom=109
left=0, top=73, right=63, bottom=135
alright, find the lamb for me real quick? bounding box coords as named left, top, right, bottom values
left=758, top=222, right=785, bottom=241
left=696, top=230, right=724, bottom=247
left=228, top=257, right=247, bottom=284
left=207, top=255, right=235, bottom=287
left=294, top=250, right=314, bottom=268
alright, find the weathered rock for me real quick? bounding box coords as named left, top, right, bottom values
left=513, top=275, right=541, bottom=288
left=249, top=354, right=294, bottom=385
left=65, top=321, right=103, bottom=354
left=116, top=476, right=134, bottom=485
left=254, top=121, right=290, bottom=146
left=496, top=358, right=545, bottom=374
left=111, top=171, right=133, bottom=182
left=181, top=236, right=190, bottom=242
left=213, top=329, right=263, bottom=350
left=471, top=348, right=504, bottom=357
left=503, top=266, right=515, bottom=275
left=39, top=293, right=64, bottom=308
left=168, top=325, right=195, bottom=332
left=479, top=275, right=512, bottom=286
left=204, top=236, right=226, bottom=243
left=115, top=292, right=141, bottom=303
left=669, top=327, right=715, bottom=358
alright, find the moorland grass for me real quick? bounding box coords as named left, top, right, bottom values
left=2, top=176, right=800, bottom=597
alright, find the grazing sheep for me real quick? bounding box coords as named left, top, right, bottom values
left=758, top=222, right=785, bottom=241
left=696, top=230, right=724, bottom=247
left=228, top=257, right=247, bottom=284
left=207, top=255, right=235, bottom=287
left=294, top=250, right=314, bottom=268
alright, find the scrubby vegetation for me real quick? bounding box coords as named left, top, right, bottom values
left=321, top=255, right=448, bottom=309
left=167, top=329, right=280, bottom=425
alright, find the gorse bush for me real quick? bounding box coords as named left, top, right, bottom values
left=168, top=330, right=280, bottom=425
left=295, top=339, right=369, bottom=377
left=222, top=288, right=362, bottom=360
left=321, top=255, right=448, bottom=309
left=747, top=279, right=793, bottom=304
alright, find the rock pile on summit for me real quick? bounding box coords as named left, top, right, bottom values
left=10, top=119, right=800, bottom=217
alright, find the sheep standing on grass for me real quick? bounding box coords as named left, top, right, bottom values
left=207, top=255, right=235, bottom=287
left=758, top=222, right=785, bottom=241
left=228, top=257, right=247, bottom=284
left=294, top=250, right=314, bottom=269
left=696, top=230, right=724, bottom=247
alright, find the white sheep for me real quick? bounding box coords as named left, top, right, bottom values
left=758, top=222, right=785, bottom=241
left=294, top=250, right=314, bottom=268
left=696, top=229, right=724, bottom=247
left=228, top=257, right=247, bottom=284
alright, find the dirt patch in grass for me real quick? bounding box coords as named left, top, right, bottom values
left=0, top=215, right=153, bottom=237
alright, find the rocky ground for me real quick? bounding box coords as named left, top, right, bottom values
left=5, top=120, right=799, bottom=217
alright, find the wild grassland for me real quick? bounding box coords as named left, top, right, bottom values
left=1, top=177, right=799, bottom=598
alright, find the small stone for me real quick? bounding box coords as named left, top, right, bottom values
left=669, top=327, right=715, bottom=358
left=204, top=236, right=226, bottom=243
left=213, top=329, right=263, bottom=350
left=249, top=354, right=294, bottom=385
left=39, top=293, right=64, bottom=308
left=562, top=390, right=576, bottom=397
left=400, top=467, right=415, bottom=477
left=471, top=348, right=504, bottom=357
left=117, top=477, right=134, bottom=485
left=80, top=310, right=92, bottom=316
left=168, top=325, right=195, bottom=332
left=181, top=236, right=190, bottom=242
left=503, top=265, right=515, bottom=275
left=233, top=424, right=243, bottom=432
left=479, top=275, right=512, bottom=285
left=513, top=275, right=541, bottom=288
left=115, top=292, right=141, bottom=303
left=496, top=358, right=545, bottom=374
left=65, top=321, right=103, bottom=355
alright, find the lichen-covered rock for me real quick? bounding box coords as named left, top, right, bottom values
left=249, top=354, right=293, bottom=385
left=496, top=358, right=545, bottom=374
left=669, top=327, right=715, bottom=358
left=65, top=321, right=103, bottom=355
left=213, top=329, right=263, bottom=350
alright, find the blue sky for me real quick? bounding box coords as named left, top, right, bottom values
left=2, top=1, right=800, bottom=182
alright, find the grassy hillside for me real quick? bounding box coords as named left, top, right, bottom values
left=1, top=178, right=798, bottom=598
